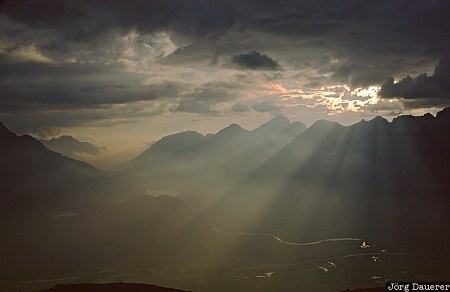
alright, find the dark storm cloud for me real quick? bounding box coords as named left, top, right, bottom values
left=2, top=1, right=450, bottom=47
left=0, top=0, right=88, bottom=30
left=245, top=0, right=450, bottom=85
left=230, top=51, right=280, bottom=70
left=0, top=61, right=187, bottom=111
left=0, top=105, right=153, bottom=135
left=0, top=0, right=236, bottom=40
left=169, top=80, right=247, bottom=114
left=330, top=62, right=389, bottom=87
left=1, top=0, right=450, bottom=130
left=379, top=57, right=450, bottom=105
left=2, top=0, right=450, bottom=78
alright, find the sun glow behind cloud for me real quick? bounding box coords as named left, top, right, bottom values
left=257, top=83, right=381, bottom=114
left=1, top=0, right=449, bottom=166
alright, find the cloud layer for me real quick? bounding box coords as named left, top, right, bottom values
left=380, top=57, right=450, bottom=103
left=1, top=0, right=450, bottom=134
left=230, top=51, right=280, bottom=70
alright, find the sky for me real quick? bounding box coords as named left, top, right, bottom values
left=1, top=0, right=450, bottom=166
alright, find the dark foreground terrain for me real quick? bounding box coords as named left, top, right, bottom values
left=28, top=283, right=188, bottom=292
left=1, top=109, right=449, bottom=292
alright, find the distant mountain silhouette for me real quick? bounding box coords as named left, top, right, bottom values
left=282, top=120, right=307, bottom=136
left=252, top=115, right=307, bottom=138
left=0, top=123, right=99, bottom=174
left=208, top=108, right=450, bottom=249
left=2, top=109, right=449, bottom=292
left=32, top=283, right=189, bottom=292
left=253, top=115, right=291, bottom=134
left=131, top=115, right=305, bottom=170
left=0, top=122, right=105, bottom=212
left=131, top=131, right=207, bottom=167
left=38, top=135, right=108, bottom=158
left=0, top=122, right=142, bottom=280
left=128, top=115, right=307, bottom=204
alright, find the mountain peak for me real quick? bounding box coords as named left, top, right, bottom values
left=0, top=120, right=8, bottom=132
left=149, top=131, right=204, bottom=151
left=370, top=116, right=388, bottom=123
left=132, top=130, right=205, bottom=164
left=227, top=123, right=243, bottom=129
left=282, top=121, right=307, bottom=136
left=309, top=119, right=343, bottom=130
left=349, top=116, right=389, bottom=131
left=367, top=116, right=389, bottom=126
left=302, top=119, right=344, bottom=140
left=254, top=115, right=290, bottom=133
left=39, top=135, right=106, bottom=157
left=155, top=130, right=203, bottom=143
left=52, top=135, right=78, bottom=142
left=0, top=121, right=16, bottom=138
left=436, top=107, right=450, bottom=120
left=268, top=114, right=290, bottom=125
left=392, top=112, right=435, bottom=126
left=216, top=123, right=246, bottom=135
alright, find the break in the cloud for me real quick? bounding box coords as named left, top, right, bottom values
left=0, top=0, right=449, bottom=147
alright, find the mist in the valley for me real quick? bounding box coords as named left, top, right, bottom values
left=1, top=109, right=450, bottom=292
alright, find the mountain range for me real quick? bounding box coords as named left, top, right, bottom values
left=0, top=122, right=106, bottom=214
left=1, top=109, right=449, bottom=292
left=205, top=109, right=450, bottom=250
left=38, top=135, right=108, bottom=158
left=128, top=115, right=307, bottom=206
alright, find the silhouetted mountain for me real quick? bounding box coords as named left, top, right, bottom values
left=33, top=283, right=189, bottom=292
left=0, top=122, right=136, bottom=257
left=244, top=118, right=346, bottom=183
left=282, top=121, right=307, bottom=136
left=129, top=116, right=307, bottom=204
left=208, top=109, right=450, bottom=250
left=131, top=116, right=306, bottom=172
left=436, top=106, right=450, bottom=121
left=2, top=109, right=449, bottom=292
left=0, top=122, right=218, bottom=290
left=0, top=125, right=141, bottom=274
left=0, top=120, right=15, bottom=137
left=216, top=123, right=248, bottom=137
left=253, top=115, right=290, bottom=134
left=0, top=122, right=106, bottom=212
left=253, top=115, right=306, bottom=138
left=0, top=123, right=99, bottom=174
left=131, top=131, right=206, bottom=167
left=38, top=135, right=108, bottom=158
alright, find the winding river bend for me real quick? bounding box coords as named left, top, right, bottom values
left=208, top=218, right=364, bottom=247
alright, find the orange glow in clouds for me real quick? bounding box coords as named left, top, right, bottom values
left=258, top=83, right=381, bottom=113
